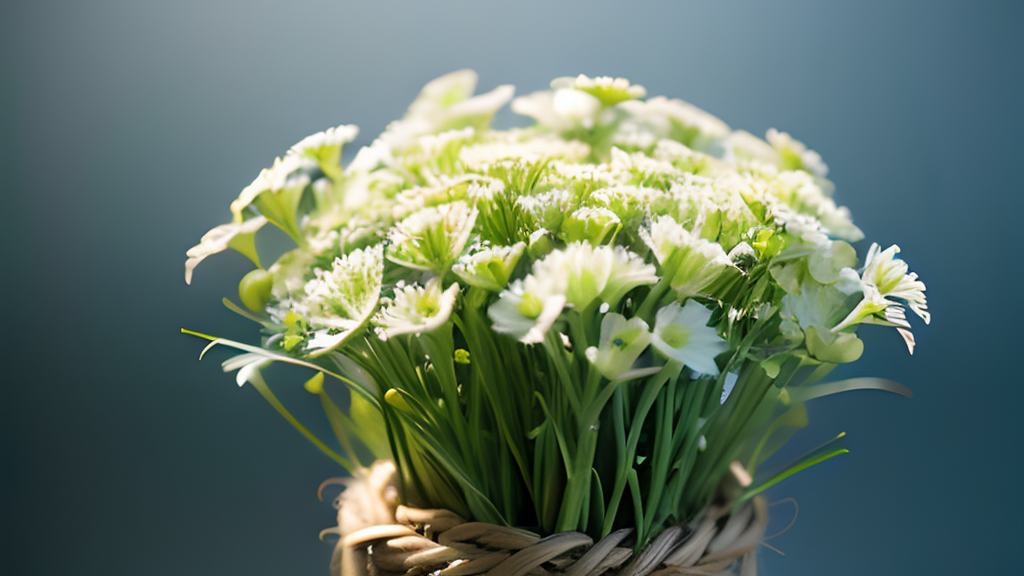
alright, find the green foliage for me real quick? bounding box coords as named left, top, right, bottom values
left=182, top=70, right=928, bottom=545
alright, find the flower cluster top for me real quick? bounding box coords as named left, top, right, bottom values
left=186, top=70, right=929, bottom=373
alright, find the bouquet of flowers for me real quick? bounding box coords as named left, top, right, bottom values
left=184, top=71, right=928, bottom=575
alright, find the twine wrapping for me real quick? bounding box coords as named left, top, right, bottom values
left=324, top=462, right=767, bottom=576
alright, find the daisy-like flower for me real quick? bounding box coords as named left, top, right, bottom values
left=406, top=69, right=515, bottom=133
left=387, top=201, right=478, bottom=272
left=589, top=185, right=671, bottom=227
left=184, top=216, right=266, bottom=284
left=618, top=96, right=731, bottom=151
left=377, top=278, right=461, bottom=338
left=767, top=170, right=862, bottom=242
left=301, top=244, right=385, bottom=356
left=228, top=155, right=313, bottom=244
left=601, top=246, right=661, bottom=307
left=860, top=243, right=929, bottom=323
left=488, top=274, right=567, bottom=344
left=722, top=130, right=780, bottom=169
left=552, top=89, right=602, bottom=126
left=532, top=243, right=658, bottom=311
left=511, top=90, right=578, bottom=132
left=584, top=313, right=652, bottom=380
left=609, top=146, right=680, bottom=182
left=832, top=244, right=929, bottom=352
left=642, top=215, right=735, bottom=298
left=374, top=70, right=514, bottom=155
left=417, top=127, right=476, bottom=160
left=459, top=135, right=590, bottom=169
left=516, top=189, right=577, bottom=233
left=229, top=155, right=312, bottom=222
left=552, top=74, right=647, bottom=106
left=453, top=242, right=526, bottom=291
left=561, top=206, right=621, bottom=245
left=766, top=128, right=828, bottom=178
left=513, top=74, right=643, bottom=132
left=650, top=300, right=728, bottom=375
left=287, top=124, right=359, bottom=179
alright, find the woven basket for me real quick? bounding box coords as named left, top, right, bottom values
left=323, top=462, right=767, bottom=576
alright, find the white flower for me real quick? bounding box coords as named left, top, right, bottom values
left=229, top=155, right=312, bottom=222
left=184, top=216, right=266, bottom=284
left=553, top=89, right=602, bottom=122
left=618, top=96, right=731, bottom=150
left=453, top=242, right=526, bottom=291
left=411, top=70, right=479, bottom=115
left=767, top=170, right=862, bottom=242
left=832, top=243, right=929, bottom=350
left=511, top=91, right=573, bottom=131
left=532, top=243, right=658, bottom=311
left=288, top=124, right=359, bottom=162
left=516, top=189, right=576, bottom=232
left=301, top=245, right=384, bottom=355
left=722, top=130, right=780, bottom=169
left=861, top=243, right=929, bottom=323
left=561, top=206, right=621, bottom=244
left=650, top=301, right=728, bottom=375
left=417, top=126, right=475, bottom=158
left=459, top=135, right=590, bottom=168
left=513, top=74, right=642, bottom=131
left=348, top=138, right=395, bottom=172
left=589, top=185, right=671, bottom=225
left=601, top=246, right=661, bottom=307
left=585, top=313, right=652, bottom=380
left=766, top=128, right=828, bottom=178
left=488, top=275, right=567, bottom=344
left=376, top=70, right=514, bottom=153
left=642, top=215, right=735, bottom=298
left=553, top=74, right=647, bottom=105
left=377, top=279, right=460, bottom=338
left=610, top=146, right=680, bottom=180
left=388, top=201, right=478, bottom=271
left=407, top=69, right=514, bottom=132
left=443, top=84, right=516, bottom=129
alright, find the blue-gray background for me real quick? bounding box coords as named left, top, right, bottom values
left=2, top=1, right=1021, bottom=574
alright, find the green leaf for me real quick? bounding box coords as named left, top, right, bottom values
left=226, top=226, right=261, bottom=268
left=222, top=297, right=269, bottom=325
left=787, top=377, right=912, bottom=404
left=245, top=368, right=357, bottom=474
left=348, top=391, right=392, bottom=461
left=740, top=432, right=849, bottom=503
left=747, top=403, right=808, bottom=470
left=590, top=468, right=606, bottom=536
left=534, top=392, right=574, bottom=474
left=181, top=329, right=379, bottom=406
left=805, top=326, right=863, bottom=363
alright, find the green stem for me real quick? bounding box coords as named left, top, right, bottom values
left=247, top=370, right=356, bottom=473
left=640, top=375, right=677, bottom=541
left=636, top=276, right=674, bottom=323
left=544, top=330, right=583, bottom=415
left=600, top=362, right=681, bottom=536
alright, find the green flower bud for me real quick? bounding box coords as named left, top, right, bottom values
left=303, top=372, right=325, bottom=395
left=239, top=268, right=273, bottom=312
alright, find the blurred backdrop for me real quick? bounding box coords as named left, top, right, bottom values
left=2, top=1, right=1022, bottom=574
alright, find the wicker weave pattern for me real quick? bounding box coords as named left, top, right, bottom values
left=325, top=462, right=767, bottom=576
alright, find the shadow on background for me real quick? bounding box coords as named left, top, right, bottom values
left=1, top=1, right=1021, bottom=574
